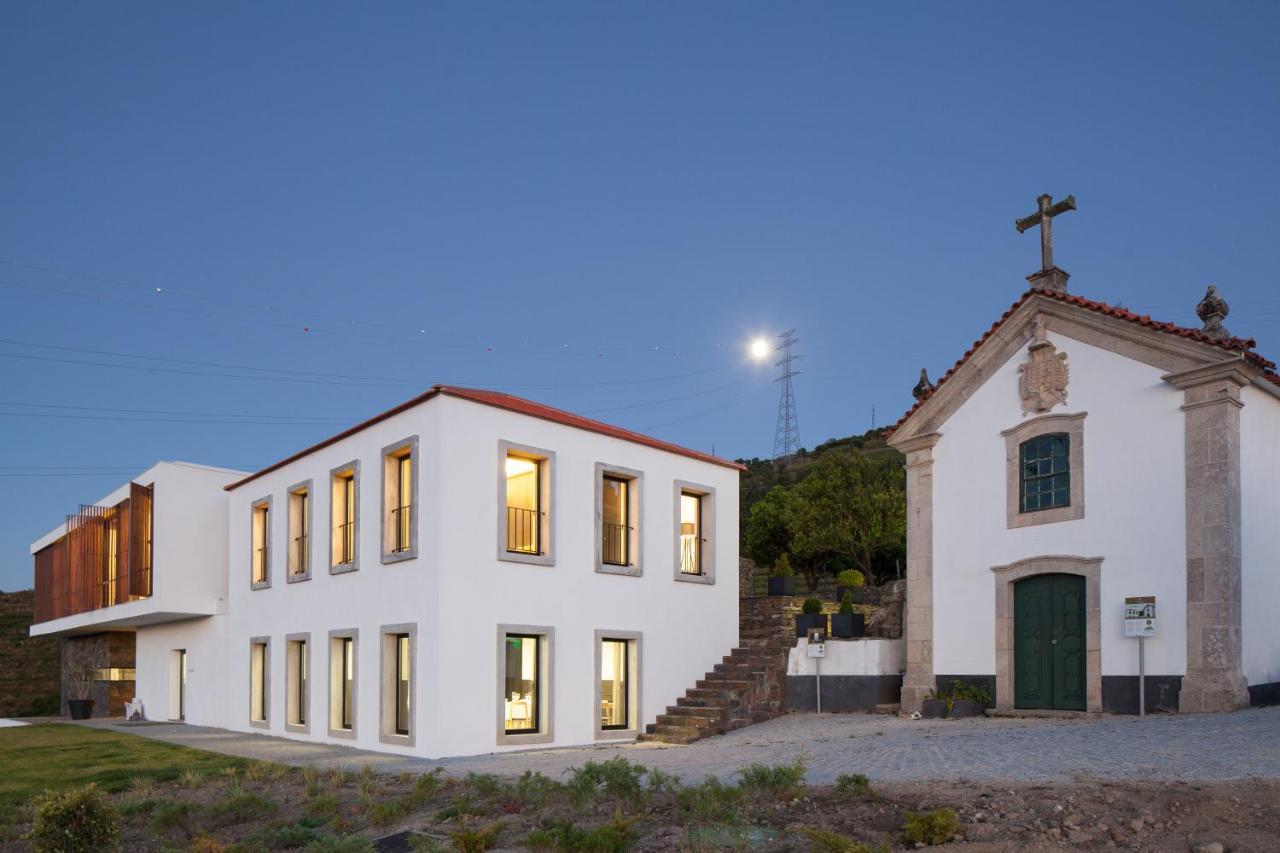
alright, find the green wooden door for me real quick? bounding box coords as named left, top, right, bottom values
left=1014, top=574, right=1086, bottom=710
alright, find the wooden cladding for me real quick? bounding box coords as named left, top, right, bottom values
left=33, top=484, right=153, bottom=624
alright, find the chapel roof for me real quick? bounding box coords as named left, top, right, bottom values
left=890, top=287, right=1280, bottom=434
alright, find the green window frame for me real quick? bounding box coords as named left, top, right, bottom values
left=1020, top=433, right=1070, bottom=513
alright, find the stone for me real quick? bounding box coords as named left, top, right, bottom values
left=1192, top=843, right=1224, bottom=853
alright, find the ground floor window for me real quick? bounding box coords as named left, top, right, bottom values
left=503, top=633, right=540, bottom=734
left=328, top=631, right=357, bottom=736
left=170, top=649, right=186, bottom=721
left=380, top=626, right=415, bottom=743
left=249, top=640, right=269, bottom=725
left=600, top=638, right=630, bottom=730
left=287, top=636, right=308, bottom=729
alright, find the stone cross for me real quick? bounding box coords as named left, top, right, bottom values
left=1016, top=193, right=1076, bottom=272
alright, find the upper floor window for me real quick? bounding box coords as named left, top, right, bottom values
left=498, top=442, right=555, bottom=566
left=673, top=481, right=716, bottom=585
left=251, top=498, right=271, bottom=589
left=287, top=482, right=311, bottom=580
left=595, top=463, right=642, bottom=576
left=330, top=462, right=359, bottom=573
left=382, top=437, right=418, bottom=563
left=679, top=491, right=703, bottom=575
left=1020, top=433, right=1070, bottom=513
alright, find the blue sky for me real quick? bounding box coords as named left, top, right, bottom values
left=2, top=2, right=1278, bottom=590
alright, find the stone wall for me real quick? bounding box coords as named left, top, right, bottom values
left=59, top=631, right=136, bottom=717
left=740, top=580, right=904, bottom=644
left=0, top=590, right=60, bottom=716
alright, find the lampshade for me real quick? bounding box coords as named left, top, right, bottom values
left=680, top=522, right=696, bottom=536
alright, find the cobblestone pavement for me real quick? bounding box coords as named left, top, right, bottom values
left=78, top=705, right=1280, bottom=784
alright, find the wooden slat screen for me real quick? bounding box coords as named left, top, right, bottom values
left=129, top=482, right=153, bottom=598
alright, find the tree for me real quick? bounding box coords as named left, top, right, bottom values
left=743, top=486, right=799, bottom=569
left=788, top=451, right=906, bottom=590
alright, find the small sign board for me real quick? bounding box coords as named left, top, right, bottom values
left=805, top=627, right=826, bottom=657
left=1124, top=596, right=1156, bottom=638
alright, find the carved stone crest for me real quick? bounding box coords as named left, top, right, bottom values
left=1018, top=318, right=1069, bottom=414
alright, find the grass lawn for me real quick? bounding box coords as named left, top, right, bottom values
left=0, top=723, right=246, bottom=816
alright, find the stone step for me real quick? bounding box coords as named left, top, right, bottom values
left=664, top=705, right=726, bottom=721
left=655, top=713, right=719, bottom=729
left=675, top=695, right=736, bottom=710
left=695, top=679, right=749, bottom=691
left=637, top=731, right=698, bottom=745
left=650, top=723, right=705, bottom=739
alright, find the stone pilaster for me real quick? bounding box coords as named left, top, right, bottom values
left=896, top=433, right=940, bottom=713
left=1164, top=362, right=1252, bottom=713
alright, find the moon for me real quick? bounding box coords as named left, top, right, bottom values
left=749, top=337, right=771, bottom=361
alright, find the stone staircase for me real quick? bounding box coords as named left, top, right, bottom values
left=638, top=598, right=795, bottom=745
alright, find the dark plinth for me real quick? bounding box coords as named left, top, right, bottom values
left=1026, top=266, right=1070, bottom=294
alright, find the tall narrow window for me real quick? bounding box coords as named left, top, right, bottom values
left=601, top=476, right=630, bottom=567
left=503, top=633, right=540, bottom=734
left=505, top=456, right=541, bottom=555
left=382, top=438, right=418, bottom=562
left=1020, top=433, right=1070, bottom=513
left=288, top=484, right=310, bottom=578
left=287, top=637, right=308, bottom=730
left=251, top=500, right=270, bottom=587
left=330, top=464, right=358, bottom=571
left=341, top=636, right=354, bottom=730
left=395, top=634, right=411, bottom=735
left=328, top=631, right=357, bottom=737
left=250, top=640, right=268, bottom=725
left=679, top=492, right=703, bottom=575
left=600, top=638, right=630, bottom=730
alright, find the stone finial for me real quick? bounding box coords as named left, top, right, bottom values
left=1196, top=285, right=1230, bottom=340
left=912, top=368, right=935, bottom=400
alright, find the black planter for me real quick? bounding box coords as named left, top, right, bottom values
left=948, top=699, right=986, bottom=719
left=67, top=698, right=95, bottom=720
left=835, top=586, right=867, bottom=605
left=829, top=612, right=865, bottom=639
left=768, top=576, right=797, bottom=596
left=794, top=613, right=827, bottom=638
left=921, top=698, right=949, bottom=719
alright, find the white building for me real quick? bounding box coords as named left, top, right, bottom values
left=888, top=277, right=1280, bottom=715
left=31, top=386, right=741, bottom=757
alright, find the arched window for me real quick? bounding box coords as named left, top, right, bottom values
left=1020, top=433, right=1070, bottom=512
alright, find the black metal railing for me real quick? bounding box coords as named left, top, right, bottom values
left=335, top=521, right=355, bottom=564
left=679, top=534, right=704, bottom=575
left=506, top=506, right=542, bottom=554
left=601, top=522, right=631, bottom=566
left=253, top=547, right=268, bottom=582
left=293, top=534, right=308, bottom=574
left=390, top=505, right=412, bottom=553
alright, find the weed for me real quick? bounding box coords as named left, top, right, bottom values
left=326, top=767, right=350, bottom=790
left=302, top=766, right=321, bottom=798
left=238, top=821, right=326, bottom=850
left=674, top=776, right=742, bottom=825
left=834, top=773, right=870, bottom=796
left=435, top=796, right=490, bottom=822
left=179, top=768, right=206, bottom=789
left=358, top=766, right=380, bottom=799
left=449, top=820, right=505, bottom=852
left=800, top=828, right=889, bottom=853
left=302, top=837, right=375, bottom=852
left=901, top=808, right=960, bottom=846
left=117, top=797, right=159, bottom=819
left=645, top=768, right=682, bottom=794
left=207, top=790, right=278, bottom=827
left=371, top=799, right=409, bottom=826
left=524, top=808, right=637, bottom=852
left=149, top=800, right=204, bottom=840
left=226, top=778, right=248, bottom=799
left=564, top=757, right=647, bottom=806
left=189, top=836, right=227, bottom=853
left=405, top=769, right=444, bottom=809
left=409, top=835, right=448, bottom=853
left=127, top=774, right=157, bottom=797
left=737, top=757, right=806, bottom=797
left=466, top=772, right=510, bottom=800
left=509, top=771, right=561, bottom=811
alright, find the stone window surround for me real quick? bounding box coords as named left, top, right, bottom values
left=286, top=480, right=313, bottom=583
left=495, top=624, right=555, bottom=747
left=329, top=461, right=360, bottom=575
left=379, top=622, right=417, bottom=747
left=496, top=441, right=556, bottom=567
left=1002, top=412, right=1086, bottom=529
left=249, top=636, right=270, bottom=729
left=285, top=632, right=310, bottom=734
left=672, top=480, right=716, bottom=585
left=380, top=436, right=419, bottom=564
left=594, top=463, right=643, bottom=577
left=593, top=629, right=641, bottom=741
left=327, top=628, right=358, bottom=740
left=991, top=554, right=1103, bottom=714
left=250, top=496, right=272, bottom=590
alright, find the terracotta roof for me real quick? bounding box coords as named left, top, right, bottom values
left=225, top=384, right=743, bottom=491
left=890, top=288, right=1279, bottom=434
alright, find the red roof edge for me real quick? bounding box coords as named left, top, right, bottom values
left=888, top=288, right=1279, bottom=436
left=225, top=385, right=743, bottom=491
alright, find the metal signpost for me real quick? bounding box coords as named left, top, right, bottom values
left=806, top=628, right=826, bottom=714
left=1123, top=596, right=1156, bottom=717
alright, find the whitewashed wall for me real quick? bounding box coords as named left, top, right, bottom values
left=224, top=394, right=738, bottom=758
left=930, top=331, right=1189, bottom=678
left=135, top=616, right=229, bottom=726
left=1240, top=384, right=1280, bottom=687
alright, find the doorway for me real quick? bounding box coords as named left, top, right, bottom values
left=1013, top=574, right=1086, bottom=710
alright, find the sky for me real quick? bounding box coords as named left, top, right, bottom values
left=2, top=2, right=1278, bottom=590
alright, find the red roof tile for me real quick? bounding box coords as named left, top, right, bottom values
left=226, top=385, right=743, bottom=491
left=889, top=288, right=1279, bottom=434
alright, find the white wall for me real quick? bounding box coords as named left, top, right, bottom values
left=931, top=330, right=1188, bottom=678
left=1240, top=384, right=1280, bottom=687
left=224, top=394, right=739, bottom=758
left=135, top=616, right=228, bottom=726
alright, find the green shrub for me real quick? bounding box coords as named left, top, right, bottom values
left=465, top=773, right=510, bottom=801
left=772, top=554, right=794, bottom=578
left=149, top=800, right=204, bottom=839
left=836, top=569, right=865, bottom=588
left=645, top=768, right=682, bottom=794
left=304, top=794, right=339, bottom=820
left=27, top=784, right=120, bottom=853
left=117, top=798, right=159, bottom=819
left=371, top=799, right=408, bottom=826
left=834, top=773, right=870, bottom=796
left=838, top=591, right=855, bottom=615
left=524, top=809, right=635, bottom=852
left=674, top=776, right=741, bottom=824
left=801, top=598, right=823, bottom=615
left=207, top=790, right=277, bottom=826
left=450, top=821, right=505, bottom=853
left=511, top=771, right=561, bottom=810
left=302, top=837, right=375, bottom=853
left=237, top=821, right=326, bottom=850
left=941, top=679, right=993, bottom=707
left=799, top=829, right=888, bottom=853
left=405, top=769, right=445, bottom=809
left=902, top=808, right=960, bottom=845
left=737, top=758, right=806, bottom=796
left=564, top=757, right=646, bottom=806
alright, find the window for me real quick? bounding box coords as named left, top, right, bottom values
left=250, top=639, right=269, bottom=727
left=286, top=635, right=309, bottom=732
left=498, top=442, right=555, bottom=565
left=169, top=649, right=186, bottom=721
left=598, top=636, right=637, bottom=733
left=330, top=462, right=359, bottom=572
left=673, top=481, right=716, bottom=584
left=251, top=498, right=271, bottom=588
left=380, top=625, right=415, bottom=744
left=595, top=464, right=642, bottom=576
left=382, top=437, right=418, bottom=563
left=287, top=482, right=312, bottom=580
left=328, top=631, right=357, bottom=737
left=497, top=625, right=553, bottom=744
left=1020, top=433, right=1069, bottom=512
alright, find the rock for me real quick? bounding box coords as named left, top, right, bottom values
left=1068, top=830, right=1095, bottom=844
left=1064, top=813, right=1084, bottom=828
left=1192, top=844, right=1224, bottom=853
left=1128, top=818, right=1145, bottom=833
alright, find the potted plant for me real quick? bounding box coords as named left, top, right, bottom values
left=64, top=643, right=98, bottom=720
left=835, top=569, right=866, bottom=604
left=794, top=597, right=827, bottom=638
left=767, top=554, right=797, bottom=597
left=829, top=591, right=865, bottom=639
left=921, top=689, right=949, bottom=719
left=942, top=679, right=991, bottom=718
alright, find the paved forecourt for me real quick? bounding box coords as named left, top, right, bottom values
left=73, top=706, right=1280, bottom=784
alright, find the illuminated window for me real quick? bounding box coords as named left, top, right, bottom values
left=330, top=463, right=359, bottom=572
left=288, top=483, right=311, bottom=579
left=250, top=640, right=268, bottom=726
left=505, top=456, right=541, bottom=555
left=673, top=482, right=716, bottom=584
left=602, top=477, right=630, bottom=566
left=599, top=638, right=632, bottom=731
left=251, top=499, right=270, bottom=587
left=329, top=631, right=357, bottom=736
left=287, top=636, right=308, bottom=730
left=380, top=626, right=415, bottom=742
left=679, top=492, right=703, bottom=575
left=382, top=438, right=418, bottom=562
left=503, top=633, right=541, bottom=734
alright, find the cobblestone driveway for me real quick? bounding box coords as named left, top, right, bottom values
left=83, top=705, right=1280, bottom=784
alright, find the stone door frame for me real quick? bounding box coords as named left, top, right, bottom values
left=992, top=555, right=1103, bottom=713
